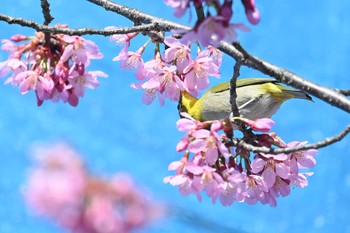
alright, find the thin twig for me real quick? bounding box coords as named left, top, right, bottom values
left=230, top=61, right=242, bottom=117
left=232, top=125, right=350, bottom=154
left=194, top=2, right=205, bottom=23
left=335, top=89, right=350, bottom=97
left=40, top=0, right=54, bottom=25
left=40, top=0, right=54, bottom=46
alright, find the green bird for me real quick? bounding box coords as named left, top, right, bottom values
left=178, top=78, right=313, bottom=122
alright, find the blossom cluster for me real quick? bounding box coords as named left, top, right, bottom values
left=164, top=0, right=260, bottom=46
left=111, top=34, right=222, bottom=105
left=0, top=29, right=107, bottom=106
left=24, top=143, right=163, bottom=233
left=110, top=1, right=260, bottom=105
left=164, top=115, right=317, bottom=207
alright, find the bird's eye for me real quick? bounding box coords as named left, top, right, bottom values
left=177, top=96, right=184, bottom=118
left=177, top=102, right=181, bottom=111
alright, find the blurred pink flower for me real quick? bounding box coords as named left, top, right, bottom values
left=164, top=0, right=190, bottom=17
left=24, top=143, right=164, bottom=233
left=241, top=0, right=261, bottom=25
left=24, top=143, right=87, bottom=229
left=182, top=16, right=249, bottom=47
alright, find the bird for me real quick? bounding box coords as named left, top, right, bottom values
left=178, top=78, right=313, bottom=122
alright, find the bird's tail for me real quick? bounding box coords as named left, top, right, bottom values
left=283, top=89, right=313, bottom=102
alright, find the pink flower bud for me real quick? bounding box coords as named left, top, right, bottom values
left=10, top=34, right=27, bottom=42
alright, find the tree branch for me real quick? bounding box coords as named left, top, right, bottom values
left=334, top=89, right=350, bottom=97
left=0, top=14, right=159, bottom=35
left=232, top=125, right=350, bottom=154
left=87, top=0, right=186, bottom=31
left=87, top=0, right=350, bottom=114
left=1, top=0, right=349, bottom=114
left=230, top=61, right=242, bottom=117
left=218, top=41, right=350, bottom=114
left=40, top=0, right=54, bottom=25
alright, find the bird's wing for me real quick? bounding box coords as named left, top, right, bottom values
left=236, top=78, right=277, bottom=88
left=208, top=78, right=278, bottom=94
left=237, top=96, right=261, bottom=110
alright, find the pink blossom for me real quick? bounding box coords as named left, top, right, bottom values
left=164, top=0, right=190, bottom=17
left=9, top=34, right=27, bottom=42
left=142, top=88, right=159, bottom=105
left=218, top=168, right=247, bottom=206
left=0, top=32, right=106, bottom=106
left=269, top=176, right=291, bottom=198
left=131, top=82, right=165, bottom=106
left=245, top=174, right=268, bottom=204
left=183, top=50, right=220, bottom=94
left=176, top=117, right=199, bottom=132
left=287, top=141, right=317, bottom=168
left=0, top=59, right=27, bottom=84
left=251, top=153, right=289, bottom=188
left=163, top=37, right=191, bottom=72
left=61, top=35, right=103, bottom=62
left=291, top=172, right=313, bottom=188
left=201, top=45, right=223, bottom=67
left=241, top=0, right=261, bottom=25
left=142, top=65, right=183, bottom=101
left=240, top=118, right=275, bottom=132
left=107, top=26, right=138, bottom=51
left=188, top=124, right=229, bottom=165
left=182, top=16, right=250, bottom=47
left=193, top=16, right=227, bottom=47
left=133, top=62, right=185, bottom=105
left=68, top=70, right=107, bottom=97
left=256, top=133, right=287, bottom=148
left=1, top=39, right=17, bottom=52
left=16, top=71, right=55, bottom=98
left=169, top=116, right=319, bottom=206
left=135, top=54, right=163, bottom=80
left=113, top=46, right=145, bottom=70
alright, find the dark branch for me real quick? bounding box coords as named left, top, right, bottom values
left=230, top=61, right=242, bottom=117
left=40, top=0, right=54, bottom=25
left=0, top=14, right=158, bottom=35
left=87, top=0, right=186, bottom=31
left=1, top=0, right=349, bottom=114
left=88, top=0, right=350, bottom=114
left=335, top=89, right=350, bottom=97
left=232, top=125, right=350, bottom=154
left=218, top=41, right=350, bottom=114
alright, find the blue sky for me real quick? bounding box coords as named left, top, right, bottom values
left=0, top=1, right=349, bottom=233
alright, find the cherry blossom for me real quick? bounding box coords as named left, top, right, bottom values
left=0, top=30, right=106, bottom=106
left=167, top=116, right=318, bottom=207
left=241, top=0, right=261, bottom=25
